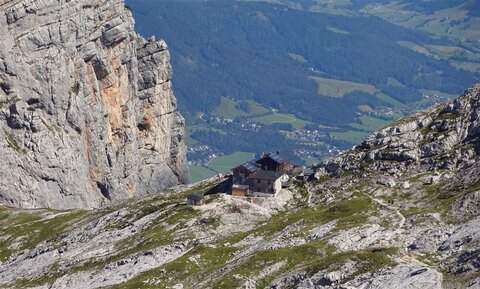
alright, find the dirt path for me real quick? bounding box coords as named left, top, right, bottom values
left=370, top=196, right=406, bottom=234
left=366, top=192, right=430, bottom=267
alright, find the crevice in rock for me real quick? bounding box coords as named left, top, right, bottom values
left=0, top=81, right=12, bottom=94
left=97, top=181, right=111, bottom=200
left=152, top=109, right=176, bottom=119
left=92, top=58, right=110, bottom=80
left=26, top=98, right=39, bottom=105
left=39, top=175, right=56, bottom=182
left=137, top=122, right=150, bottom=132
left=106, top=147, right=113, bottom=167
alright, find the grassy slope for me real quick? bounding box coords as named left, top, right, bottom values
left=0, top=208, right=88, bottom=262
left=213, top=96, right=270, bottom=119
left=207, top=151, right=255, bottom=174
left=330, top=130, right=370, bottom=144
left=310, top=76, right=378, bottom=98
left=359, top=2, right=480, bottom=75
left=331, top=114, right=392, bottom=144
left=189, top=152, right=256, bottom=183
left=108, top=190, right=396, bottom=289
left=252, top=113, right=310, bottom=129
left=189, top=165, right=218, bottom=183
left=375, top=92, right=408, bottom=108
left=350, top=115, right=392, bottom=131
left=3, top=160, right=477, bottom=288
left=360, top=2, right=480, bottom=40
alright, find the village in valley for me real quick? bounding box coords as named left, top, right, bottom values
left=187, top=151, right=317, bottom=206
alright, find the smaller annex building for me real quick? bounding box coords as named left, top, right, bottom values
left=232, top=151, right=291, bottom=197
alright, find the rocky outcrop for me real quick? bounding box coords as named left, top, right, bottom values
left=280, top=265, right=444, bottom=289
left=308, top=84, right=480, bottom=289
left=321, top=84, right=480, bottom=176
left=0, top=0, right=189, bottom=209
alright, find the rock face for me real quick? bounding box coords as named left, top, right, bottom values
left=0, top=0, right=190, bottom=209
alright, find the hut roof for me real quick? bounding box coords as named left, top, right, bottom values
left=241, top=161, right=260, bottom=173
left=250, top=170, right=284, bottom=181
left=262, top=151, right=290, bottom=164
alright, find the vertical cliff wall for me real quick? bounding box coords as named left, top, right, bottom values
left=0, top=0, right=190, bottom=209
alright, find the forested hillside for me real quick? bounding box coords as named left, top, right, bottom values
left=129, top=0, right=476, bottom=122
left=126, top=0, right=480, bottom=181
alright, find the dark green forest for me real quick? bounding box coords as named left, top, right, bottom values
left=127, top=0, right=477, bottom=125
left=126, top=0, right=480, bottom=172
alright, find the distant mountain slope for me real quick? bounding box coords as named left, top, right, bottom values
left=128, top=0, right=478, bottom=125
left=245, top=0, right=480, bottom=40
left=127, top=0, right=480, bottom=173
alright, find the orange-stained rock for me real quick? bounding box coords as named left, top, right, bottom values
left=0, top=0, right=190, bottom=209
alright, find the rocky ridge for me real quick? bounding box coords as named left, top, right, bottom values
left=322, top=83, right=480, bottom=177
left=0, top=0, right=189, bottom=209
left=309, top=84, right=480, bottom=288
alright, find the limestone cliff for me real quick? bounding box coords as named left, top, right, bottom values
left=0, top=0, right=190, bottom=209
